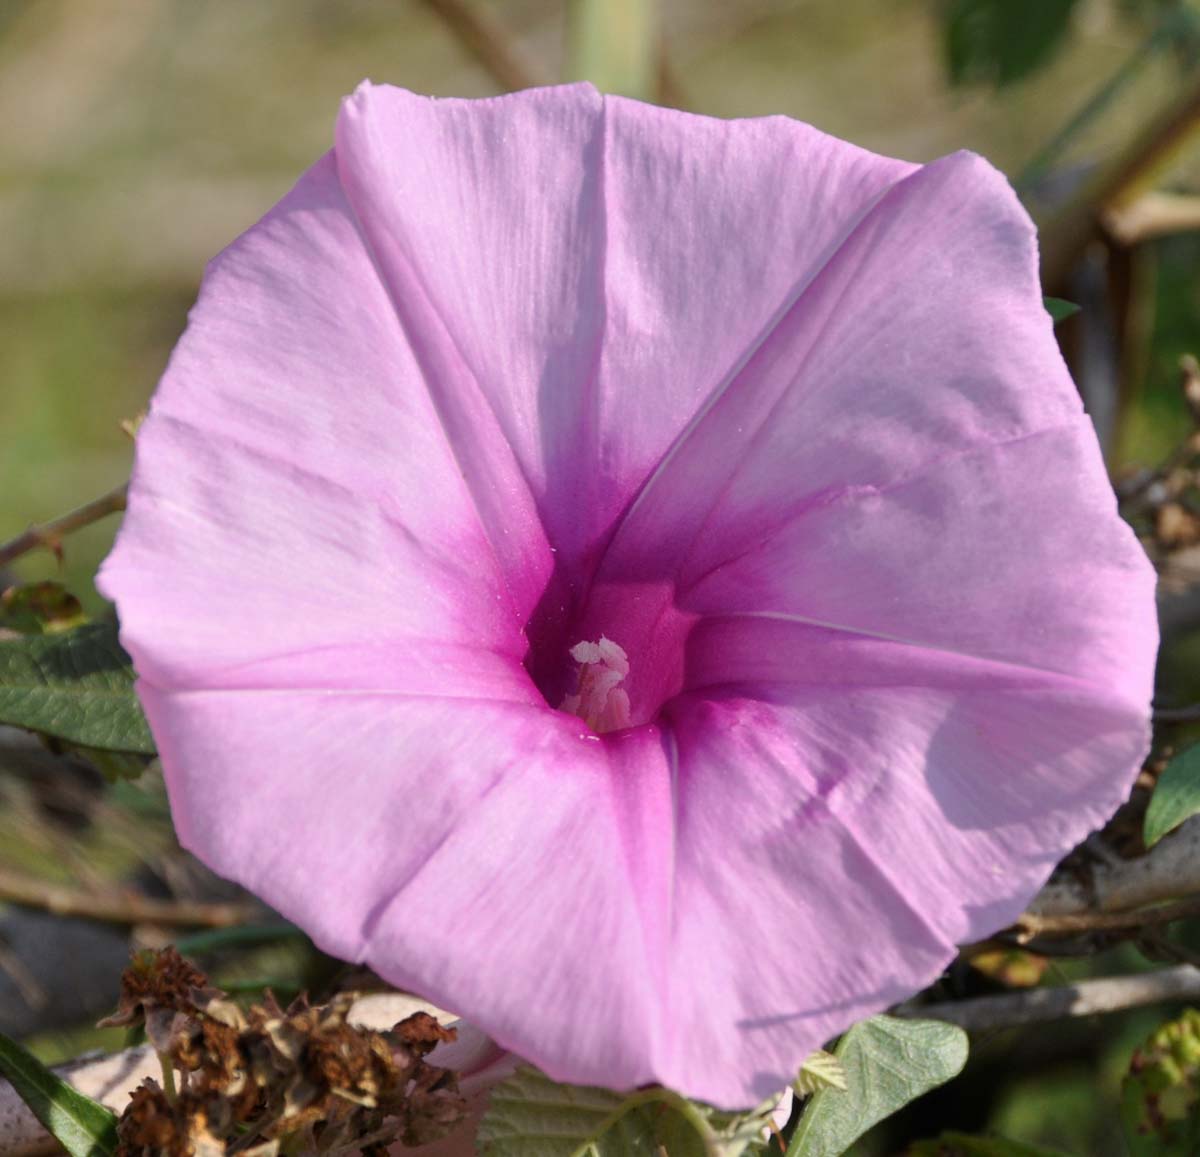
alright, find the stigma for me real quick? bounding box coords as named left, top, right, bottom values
left=561, top=636, right=632, bottom=734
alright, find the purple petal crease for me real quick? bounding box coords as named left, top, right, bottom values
left=99, top=81, right=1158, bottom=1109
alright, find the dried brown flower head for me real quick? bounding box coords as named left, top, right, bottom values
left=109, top=948, right=468, bottom=1157
left=103, top=946, right=209, bottom=1024
left=117, top=1081, right=190, bottom=1157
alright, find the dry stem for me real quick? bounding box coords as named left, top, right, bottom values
left=1028, top=816, right=1200, bottom=919
left=0, top=867, right=256, bottom=928
left=911, top=965, right=1200, bottom=1032
left=0, top=484, right=128, bottom=570
left=419, top=0, right=545, bottom=92
left=1016, top=895, right=1200, bottom=939
left=1041, top=73, right=1200, bottom=288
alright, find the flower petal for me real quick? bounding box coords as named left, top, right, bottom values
left=646, top=677, right=1146, bottom=1108
left=681, top=615, right=1150, bottom=943
left=98, top=83, right=1158, bottom=1115
left=363, top=721, right=680, bottom=1091
left=655, top=693, right=952, bottom=1106
left=598, top=150, right=1085, bottom=583
left=681, top=419, right=1156, bottom=704
left=589, top=96, right=914, bottom=553
left=333, top=83, right=608, bottom=572
left=99, top=151, right=548, bottom=686
left=333, top=84, right=914, bottom=567
left=140, top=680, right=678, bottom=1094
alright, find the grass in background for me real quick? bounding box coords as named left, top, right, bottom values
left=0, top=289, right=189, bottom=605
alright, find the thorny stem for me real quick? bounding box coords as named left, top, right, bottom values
left=0, top=483, right=128, bottom=571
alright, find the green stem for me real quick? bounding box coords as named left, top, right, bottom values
left=159, top=1053, right=176, bottom=1103
left=219, top=978, right=302, bottom=996
left=174, top=922, right=307, bottom=956
left=564, top=0, right=657, bottom=98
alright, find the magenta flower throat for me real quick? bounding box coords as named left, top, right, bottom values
left=99, top=82, right=1158, bottom=1110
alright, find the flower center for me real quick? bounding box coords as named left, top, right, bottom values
left=560, top=636, right=632, bottom=734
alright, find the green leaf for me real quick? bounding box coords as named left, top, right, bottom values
left=944, top=0, right=1081, bottom=87
left=476, top=1066, right=773, bottom=1157
left=0, top=623, right=155, bottom=754
left=907, top=1132, right=1067, bottom=1155
left=1122, top=1009, right=1200, bottom=1154
left=1043, top=296, right=1081, bottom=323
left=787, top=1016, right=968, bottom=1157
left=1145, top=744, right=1200, bottom=847
left=0, top=1029, right=119, bottom=1157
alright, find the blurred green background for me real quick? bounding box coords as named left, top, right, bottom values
left=3, top=2, right=1200, bottom=1153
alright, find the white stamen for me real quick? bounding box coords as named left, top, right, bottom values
left=562, top=635, right=631, bottom=734
left=569, top=640, right=603, bottom=665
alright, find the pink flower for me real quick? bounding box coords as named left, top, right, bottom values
left=99, top=82, right=1157, bottom=1110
